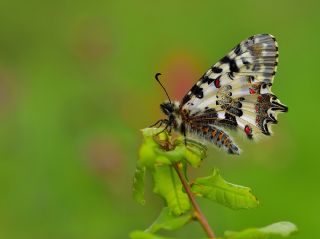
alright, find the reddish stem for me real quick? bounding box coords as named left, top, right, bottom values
left=174, top=163, right=215, bottom=239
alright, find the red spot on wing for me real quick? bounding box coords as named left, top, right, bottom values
left=214, top=78, right=221, bottom=88
left=244, top=125, right=252, bottom=135
left=249, top=88, right=256, bottom=94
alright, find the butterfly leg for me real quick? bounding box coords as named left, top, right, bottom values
left=155, top=119, right=170, bottom=135
left=179, top=123, right=187, bottom=146
left=168, top=125, right=173, bottom=134
left=183, top=129, right=187, bottom=146
left=149, top=119, right=164, bottom=128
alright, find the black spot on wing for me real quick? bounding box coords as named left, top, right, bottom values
left=220, top=56, right=231, bottom=63
left=234, top=101, right=242, bottom=108
left=243, top=59, right=250, bottom=69
left=212, top=66, right=223, bottom=73
left=227, top=107, right=243, bottom=117
left=242, top=59, right=250, bottom=65
left=201, top=75, right=214, bottom=85
left=219, top=113, right=238, bottom=128
left=182, top=94, right=191, bottom=105
left=234, top=44, right=241, bottom=55
left=220, top=55, right=239, bottom=73
left=229, top=59, right=239, bottom=72
left=190, top=85, right=203, bottom=99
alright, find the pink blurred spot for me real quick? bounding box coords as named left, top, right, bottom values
left=121, top=52, right=205, bottom=129
left=161, top=52, right=203, bottom=101
left=70, top=19, right=112, bottom=64
left=84, top=136, right=124, bottom=180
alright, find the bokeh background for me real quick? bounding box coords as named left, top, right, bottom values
left=0, top=0, right=319, bottom=238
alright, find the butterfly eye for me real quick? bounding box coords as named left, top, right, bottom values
left=160, top=102, right=174, bottom=115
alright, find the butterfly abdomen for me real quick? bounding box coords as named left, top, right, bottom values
left=194, top=126, right=240, bottom=155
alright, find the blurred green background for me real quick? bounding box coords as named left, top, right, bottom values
left=0, top=0, right=319, bottom=238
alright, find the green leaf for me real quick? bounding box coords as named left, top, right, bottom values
left=153, top=165, right=190, bottom=215
left=259, top=222, right=297, bottom=237
left=133, top=163, right=146, bottom=205
left=154, top=145, right=187, bottom=164
left=139, top=128, right=206, bottom=168
left=184, top=144, right=204, bottom=167
left=130, top=230, right=174, bottom=239
left=175, top=138, right=207, bottom=167
left=138, top=132, right=160, bottom=169
left=224, top=221, right=298, bottom=239
left=136, top=128, right=208, bottom=212
left=191, top=169, right=259, bottom=210
left=146, top=207, right=192, bottom=233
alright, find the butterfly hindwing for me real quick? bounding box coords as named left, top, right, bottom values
left=181, top=34, right=287, bottom=140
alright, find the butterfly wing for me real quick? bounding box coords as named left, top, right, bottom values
left=181, top=34, right=288, bottom=140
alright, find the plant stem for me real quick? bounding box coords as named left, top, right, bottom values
left=174, top=163, right=215, bottom=239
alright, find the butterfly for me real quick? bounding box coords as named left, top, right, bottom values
left=152, top=34, right=288, bottom=154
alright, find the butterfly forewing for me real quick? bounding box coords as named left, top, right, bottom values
left=181, top=34, right=287, bottom=140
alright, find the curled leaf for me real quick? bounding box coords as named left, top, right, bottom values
left=224, top=221, right=298, bottom=239
left=191, top=169, right=259, bottom=210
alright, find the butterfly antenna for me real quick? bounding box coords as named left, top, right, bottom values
left=155, top=73, right=172, bottom=104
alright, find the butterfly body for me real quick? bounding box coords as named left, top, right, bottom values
left=157, top=34, right=288, bottom=155
left=160, top=100, right=240, bottom=154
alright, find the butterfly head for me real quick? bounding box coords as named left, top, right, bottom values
left=160, top=101, right=175, bottom=116
left=160, top=100, right=180, bottom=129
